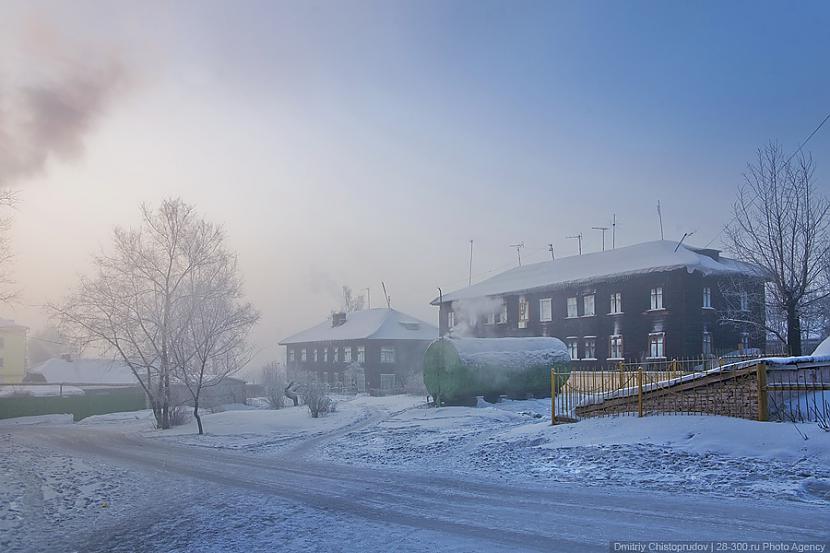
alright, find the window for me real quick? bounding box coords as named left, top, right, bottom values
left=583, top=295, right=595, bottom=317
left=357, top=346, right=365, bottom=363
left=610, top=292, right=622, bottom=314
left=648, top=333, right=665, bottom=358
left=380, top=374, right=396, bottom=391
left=650, top=287, right=663, bottom=310
left=566, top=338, right=578, bottom=360
left=497, top=302, right=508, bottom=324
left=323, top=371, right=329, bottom=384
left=447, top=311, right=455, bottom=329
left=740, top=291, right=749, bottom=312
left=486, top=311, right=496, bottom=325
left=518, top=296, right=529, bottom=328
left=344, top=347, right=353, bottom=363
left=609, top=335, right=624, bottom=360
left=703, top=332, right=712, bottom=355
left=288, top=349, right=295, bottom=362
left=567, top=297, right=578, bottom=318
left=300, top=348, right=307, bottom=362
left=380, top=346, right=396, bottom=364
left=740, top=332, right=750, bottom=351
left=539, top=298, right=552, bottom=322
left=333, top=347, right=340, bottom=363
left=323, top=348, right=329, bottom=363
left=583, top=337, right=596, bottom=359
left=313, top=349, right=318, bottom=362
left=703, top=287, right=712, bottom=308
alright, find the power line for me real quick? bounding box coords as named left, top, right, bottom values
left=703, top=111, right=830, bottom=248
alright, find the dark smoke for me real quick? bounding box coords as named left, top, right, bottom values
left=0, top=55, right=127, bottom=186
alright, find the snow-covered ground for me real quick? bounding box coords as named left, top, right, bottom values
left=2, top=394, right=829, bottom=552
left=323, top=398, right=830, bottom=504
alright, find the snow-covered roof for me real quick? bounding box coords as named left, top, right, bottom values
left=434, top=240, right=762, bottom=304
left=28, top=358, right=136, bottom=385
left=0, top=318, right=26, bottom=331
left=279, top=308, right=438, bottom=345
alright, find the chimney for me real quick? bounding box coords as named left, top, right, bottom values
left=332, top=312, right=347, bottom=327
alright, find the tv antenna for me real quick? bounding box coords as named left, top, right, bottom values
left=591, top=226, right=609, bottom=251
left=381, top=281, right=391, bottom=308
left=509, top=242, right=525, bottom=266
left=468, top=240, right=474, bottom=286
left=674, top=231, right=696, bottom=252
left=612, top=213, right=617, bottom=249
left=566, top=233, right=583, bottom=255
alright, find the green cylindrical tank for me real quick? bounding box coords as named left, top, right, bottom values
left=422, top=337, right=571, bottom=405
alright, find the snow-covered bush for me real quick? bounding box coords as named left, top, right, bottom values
left=301, top=382, right=333, bottom=418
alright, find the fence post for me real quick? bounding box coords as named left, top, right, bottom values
left=756, top=363, right=768, bottom=422
left=618, top=362, right=624, bottom=390
left=550, top=368, right=557, bottom=426
left=637, top=368, right=644, bottom=417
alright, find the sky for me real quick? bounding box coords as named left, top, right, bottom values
left=0, top=0, right=829, bottom=371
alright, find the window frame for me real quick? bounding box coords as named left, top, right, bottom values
left=539, top=298, right=553, bottom=322
left=582, top=294, right=595, bottom=317
left=608, top=334, right=624, bottom=360
left=609, top=292, right=622, bottom=314
left=648, top=332, right=666, bottom=359
left=380, top=346, right=396, bottom=364
left=583, top=337, right=597, bottom=360
left=650, top=287, right=664, bottom=311
left=566, top=337, right=578, bottom=360
left=702, top=287, right=712, bottom=309
left=566, top=297, right=578, bottom=318
left=518, top=295, right=529, bottom=328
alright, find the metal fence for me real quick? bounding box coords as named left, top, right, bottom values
left=551, top=355, right=830, bottom=425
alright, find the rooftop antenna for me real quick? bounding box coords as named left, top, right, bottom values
left=591, top=226, right=609, bottom=251
left=363, top=287, right=371, bottom=309
left=674, top=231, right=696, bottom=252
left=468, top=240, right=474, bottom=286
left=566, top=233, right=583, bottom=255
left=548, top=243, right=555, bottom=261
left=381, top=281, right=391, bottom=308
left=657, top=200, right=665, bottom=240
left=612, top=214, right=617, bottom=249
left=509, top=242, right=525, bottom=266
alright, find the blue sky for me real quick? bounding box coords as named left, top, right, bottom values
left=1, top=0, right=829, bottom=365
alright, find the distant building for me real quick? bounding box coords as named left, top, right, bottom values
left=280, top=308, right=438, bottom=394
left=0, top=319, right=27, bottom=384
left=434, top=241, right=766, bottom=363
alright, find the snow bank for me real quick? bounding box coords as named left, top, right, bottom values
left=0, top=413, right=74, bottom=426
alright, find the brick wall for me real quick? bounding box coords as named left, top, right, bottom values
left=575, top=366, right=761, bottom=420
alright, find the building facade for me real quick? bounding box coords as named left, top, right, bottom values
left=280, top=308, right=438, bottom=393
left=0, top=319, right=27, bottom=383
left=434, top=241, right=766, bottom=364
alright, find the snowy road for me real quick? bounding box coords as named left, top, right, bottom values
left=7, top=413, right=830, bottom=553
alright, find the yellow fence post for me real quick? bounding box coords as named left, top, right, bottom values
left=618, top=361, right=624, bottom=390
left=637, top=368, right=644, bottom=417
left=756, top=363, right=768, bottom=422
left=551, top=368, right=557, bottom=425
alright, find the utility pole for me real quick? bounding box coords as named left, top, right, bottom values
left=591, top=226, right=609, bottom=251
left=548, top=243, right=555, bottom=261
left=509, top=242, right=525, bottom=266
left=381, top=281, right=391, bottom=308
left=566, top=233, right=583, bottom=255
left=363, top=287, right=371, bottom=309
left=657, top=201, right=664, bottom=240
left=468, top=240, right=474, bottom=286
left=612, top=213, right=617, bottom=249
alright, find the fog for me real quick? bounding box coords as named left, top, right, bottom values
left=1, top=1, right=829, bottom=377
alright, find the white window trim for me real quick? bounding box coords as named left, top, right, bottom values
left=609, top=292, right=623, bottom=315
left=566, top=297, right=579, bottom=319
left=539, top=298, right=553, bottom=322
left=582, top=295, right=596, bottom=318
left=647, top=332, right=666, bottom=359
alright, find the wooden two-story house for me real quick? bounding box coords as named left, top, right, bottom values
left=280, top=308, right=438, bottom=393
left=433, top=241, right=766, bottom=363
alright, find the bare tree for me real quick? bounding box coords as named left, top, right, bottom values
left=51, top=198, right=233, bottom=429
left=259, top=361, right=286, bottom=409
left=724, top=143, right=830, bottom=355
left=0, top=189, right=18, bottom=303
left=171, top=251, right=259, bottom=434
